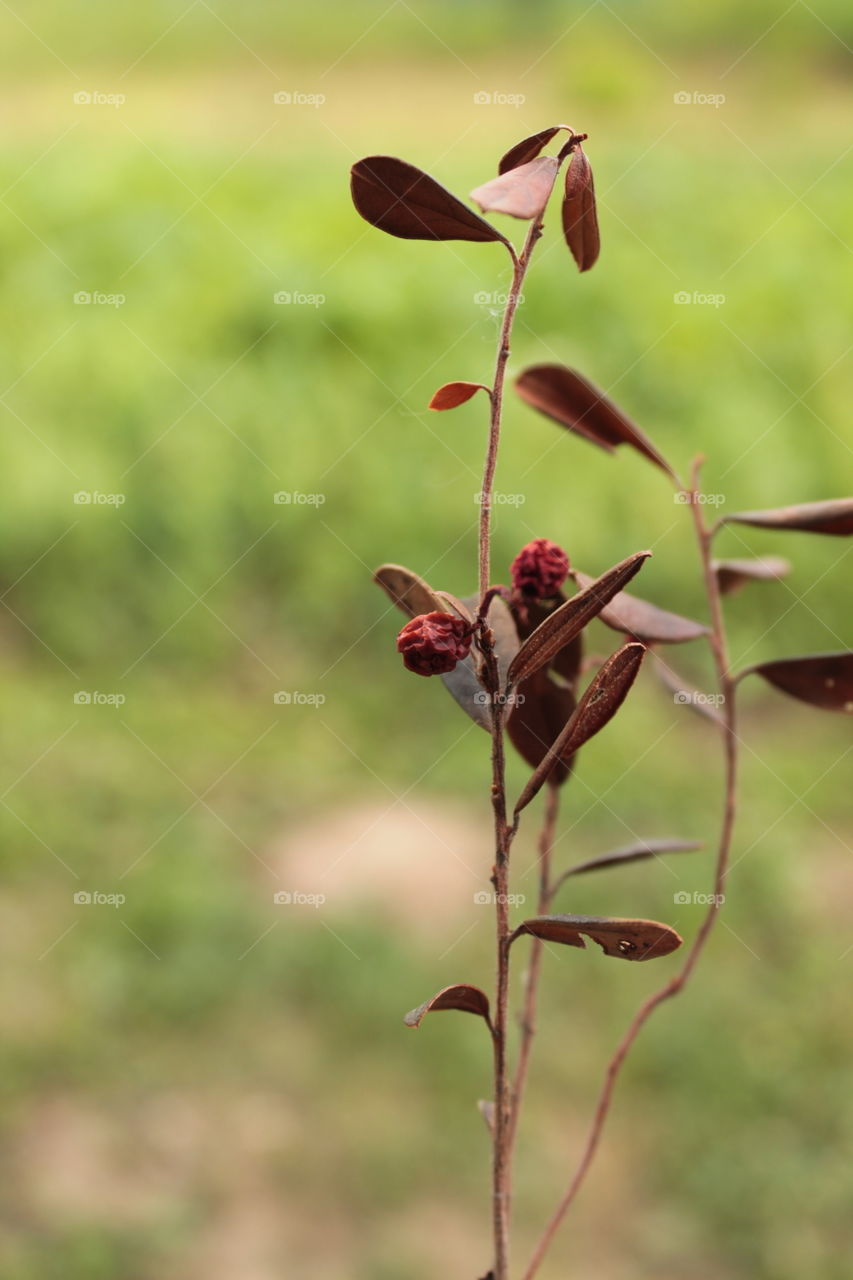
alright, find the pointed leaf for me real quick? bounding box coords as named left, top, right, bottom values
left=713, top=556, right=791, bottom=595
left=404, top=983, right=492, bottom=1029
left=374, top=563, right=446, bottom=618
left=350, top=155, right=508, bottom=245
left=513, top=596, right=583, bottom=689
left=562, top=146, right=600, bottom=271
left=560, top=839, right=703, bottom=879
left=471, top=156, right=559, bottom=220
left=743, top=652, right=853, bottom=713
left=510, top=914, right=683, bottom=961
left=515, top=364, right=673, bottom=476
left=655, top=657, right=726, bottom=726
left=722, top=499, right=853, bottom=537
left=507, top=551, right=650, bottom=687
left=515, top=643, right=646, bottom=815
left=572, top=571, right=708, bottom=644
left=498, top=126, right=562, bottom=174
left=507, top=670, right=576, bottom=783
left=441, top=594, right=519, bottom=729
left=429, top=381, right=490, bottom=410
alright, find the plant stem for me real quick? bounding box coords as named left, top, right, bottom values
left=521, top=458, right=739, bottom=1280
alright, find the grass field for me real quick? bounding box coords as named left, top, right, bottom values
left=1, top=3, right=852, bottom=1277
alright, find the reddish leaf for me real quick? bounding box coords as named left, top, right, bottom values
left=562, top=146, right=600, bottom=271
left=713, top=556, right=791, bottom=596
left=722, top=499, right=853, bottom=537
left=470, top=156, right=559, bottom=220
left=510, top=914, right=683, bottom=961
left=498, top=126, right=562, bottom=174
left=350, top=155, right=508, bottom=245
left=655, top=657, right=726, bottom=726
left=507, top=670, right=576, bottom=784
left=441, top=594, right=519, bottom=730
left=515, top=364, right=673, bottom=476
left=744, top=652, right=853, bottom=713
left=514, top=643, right=646, bottom=815
left=507, top=552, right=650, bottom=686
left=572, top=571, right=708, bottom=644
left=513, top=596, right=584, bottom=689
left=374, top=563, right=446, bottom=618
left=559, top=839, right=703, bottom=879
left=404, top=983, right=492, bottom=1030
left=435, top=591, right=475, bottom=624
left=429, top=381, right=490, bottom=410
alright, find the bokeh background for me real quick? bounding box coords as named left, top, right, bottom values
left=1, top=2, right=852, bottom=1277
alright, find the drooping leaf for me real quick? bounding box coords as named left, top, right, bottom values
left=429, top=381, right=490, bottom=410
left=350, top=155, right=508, bottom=245
left=655, top=657, right=726, bottom=726
left=404, top=983, right=492, bottom=1029
left=515, top=364, right=673, bottom=476
left=374, top=563, right=446, bottom=618
left=498, top=126, right=562, bottom=174
left=510, top=914, right=683, bottom=961
left=721, top=499, right=853, bottom=537
left=514, top=643, right=645, bottom=815
left=572, top=571, right=708, bottom=644
left=441, top=594, right=519, bottom=729
left=562, top=146, right=600, bottom=271
left=506, top=670, right=576, bottom=784
left=713, top=556, right=791, bottom=595
left=470, top=156, right=560, bottom=220
left=507, top=552, right=650, bottom=687
left=743, top=652, right=853, bottom=713
left=558, top=838, right=703, bottom=879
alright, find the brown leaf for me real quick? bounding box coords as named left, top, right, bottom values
left=507, top=552, right=650, bottom=687
left=441, top=594, right=519, bottom=729
left=572, top=571, right=708, bottom=644
left=506, top=670, right=576, bottom=784
left=498, top=126, right=562, bottom=174
left=513, top=596, right=583, bottom=690
left=373, top=563, right=446, bottom=618
left=713, top=556, right=791, bottom=596
left=435, top=591, right=475, bottom=624
left=514, top=643, right=645, bottom=815
left=744, top=652, right=853, bottom=713
left=510, top=914, right=683, bottom=961
left=560, top=839, right=703, bottom=878
left=428, top=381, right=490, bottom=410
left=722, top=499, right=853, bottom=537
left=562, top=147, right=600, bottom=272
left=404, top=983, right=492, bottom=1030
left=350, top=155, right=508, bottom=245
left=655, top=656, right=726, bottom=726
left=515, top=364, right=673, bottom=476
left=470, top=156, right=560, bottom=220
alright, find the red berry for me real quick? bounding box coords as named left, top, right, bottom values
left=510, top=539, right=570, bottom=600
left=396, top=611, right=472, bottom=677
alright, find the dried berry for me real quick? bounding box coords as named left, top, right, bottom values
left=510, top=538, right=570, bottom=600
left=397, top=611, right=473, bottom=677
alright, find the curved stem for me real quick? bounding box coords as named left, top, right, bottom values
left=521, top=458, right=739, bottom=1280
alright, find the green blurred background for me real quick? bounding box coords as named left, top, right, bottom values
left=0, top=2, right=851, bottom=1276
